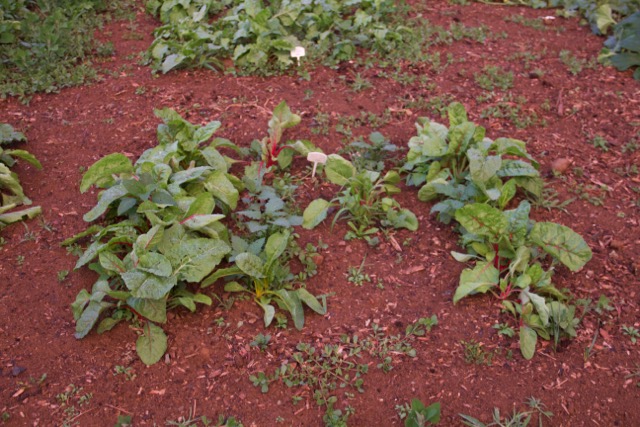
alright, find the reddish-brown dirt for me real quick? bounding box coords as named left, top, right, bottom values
left=1, top=1, right=639, bottom=426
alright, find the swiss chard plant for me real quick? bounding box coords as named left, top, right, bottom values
left=145, top=0, right=412, bottom=74
left=599, top=11, right=640, bottom=80
left=403, top=102, right=542, bottom=224
left=451, top=201, right=592, bottom=359
left=0, top=123, right=42, bottom=229
left=302, top=153, right=418, bottom=239
left=65, top=108, right=244, bottom=365
left=201, top=229, right=327, bottom=329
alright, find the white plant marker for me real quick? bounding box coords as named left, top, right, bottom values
left=290, top=46, right=306, bottom=66
left=307, top=152, right=327, bottom=178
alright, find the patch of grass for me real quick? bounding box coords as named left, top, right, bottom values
left=0, top=0, right=135, bottom=102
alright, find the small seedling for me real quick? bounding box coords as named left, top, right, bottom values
left=250, top=333, right=272, bottom=351
left=396, top=399, right=441, bottom=426
left=113, top=365, right=136, bottom=381
left=461, top=340, right=494, bottom=366
left=492, top=323, right=515, bottom=338
left=622, top=325, right=640, bottom=344
left=57, top=270, right=69, bottom=283
left=347, top=258, right=371, bottom=287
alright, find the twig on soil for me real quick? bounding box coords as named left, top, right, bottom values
left=105, top=403, right=133, bottom=415
left=68, top=407, right=98, bottom=423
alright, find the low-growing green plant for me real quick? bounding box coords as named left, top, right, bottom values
left=461, top=339, right=495, bottom=365
left=252, top=316, right=437, bottom=427
left=622, top=325, right=640, bottom=344
left=474, top=65, right=514, bottom=91
left=402, top=102, right=542, bottom=224
left=201, top=229, right=327, bottom=329
left=0, top=0, right=134, bottom=101
left=250, top=333, right=272, bottom=351
left=460, top=396, right=553, bottom=427
left=396, top=399, right=441, bottom=427
left=347, top=258, right=372, bottom=287
left=0, top=124, right=42, bottom=229
left=303, top=153, right=418, bottom=238
left=342, top=131, right=398, bottom=172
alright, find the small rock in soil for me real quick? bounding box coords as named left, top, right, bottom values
left=552, top=158, right=572, bottom=174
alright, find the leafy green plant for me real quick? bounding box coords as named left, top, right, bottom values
left=65, top=108, right=244, bottom=365
left=397, top=399, right=441, bottom=427
left=402, top=102, right=542, bottom=224
left=342, top=131, right=398, bottom=172
left=202, top=229, right=327, bottom=330
left=452, top=201, right=591, bottom=359
left=145, top=0, right=412, bottom=75
left=601, top=11, right=640, bottom=80
left=303, top=154, right=418, bottom=238
left=0, top=123, right=42, bottom=229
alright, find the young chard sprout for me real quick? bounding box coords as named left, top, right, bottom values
left=307, top=152, right=327, bottom=178
left=290, top=46, right=305, bottom=66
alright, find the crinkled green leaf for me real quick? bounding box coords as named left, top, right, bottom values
left=447, top=102, right=468, bottom=127
left=325, top=154, right=355, bottom=186
left=204, top=170, right=239, bottom=210
left=468, top=148, right=501, bottom=184
left=455, top=203, right=507, bottom=241
left=80, top=154, right=132, bottom=193
left=530, top=222, right=592, bottom=271
left=98, top=252, right=126, bottom=274
left=181, top=214, right=225, bottom=230
left=75, top=300, right=112, bottom=339
left=166, top=237, right=230, bottom=282
left=453, top=261, right=499, bottom=304
left=122, top=269, right=177, bottom=299
left=138, top=252, right=173, bottom=277
left=127, top=297, right=167, bottom=323
left=235, top=252, right=265, bottom=278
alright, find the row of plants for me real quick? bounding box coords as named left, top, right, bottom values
left=144, top=0, right=411, bottom=74
left=67, top=100, right=594, bottom=366
left=0, top=0, right=133, bottom=101
left=0, top=123, right=41, bottom=230
left=402, top=102, right=593, bottom=359
left=66, top=100, right=419, bottom=365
